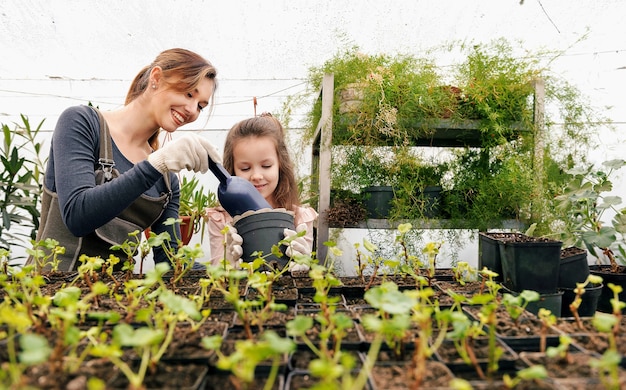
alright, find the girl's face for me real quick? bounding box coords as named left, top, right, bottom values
left=232, top=136, right=280, bottom=207
left=155, top=78, right=214, bottom=132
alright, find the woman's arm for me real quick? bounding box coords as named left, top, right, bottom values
left=51, top=106, right=163, bottom=236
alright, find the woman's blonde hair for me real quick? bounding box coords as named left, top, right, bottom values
left=126, top=48, right=218, bottom=150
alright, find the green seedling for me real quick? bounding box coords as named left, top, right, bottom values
left=501, top=290, right=540, bottom=325
left=537, top=308, right=557, bottom=353
left=569, top=274, right=603, bottom=329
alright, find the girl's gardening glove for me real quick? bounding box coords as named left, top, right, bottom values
left=285, top=224, right=311, bottom=273
left=148, top=134, right=222, bottom=174
left=284, top=224, right=310, bottom=257
left=224, top=224, right=244, bottom=265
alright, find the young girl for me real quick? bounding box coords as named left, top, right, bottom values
left=206, top=113, right=317, bottom=267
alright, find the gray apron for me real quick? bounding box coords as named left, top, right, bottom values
left=29, top=109, right=171, bottom=271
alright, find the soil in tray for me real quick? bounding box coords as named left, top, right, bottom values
left=464, top=305, right=560, bottom=339
left=247, top=287, right=298, bottom=305
left=288, top=349, right=364, bottom=371
left=434, top=280, right=495, bottom=301
left=552, top=316, right=626, bottom=359
left=108, top=362, right=208, bottom=389
left=231, top=307, right=296, bottom=328
left=434, top=337, right=518, bottom=372
left=519, top=351, right=626, bottom=389
left=204, top=374, right=284, bottom=390
left=124, top=321, right=228, bottom=362
left=285, top=371, right=371, bottom=390
left=22, top=358, right=118, bottom=389
left=369, top=360, right=454, bottom=390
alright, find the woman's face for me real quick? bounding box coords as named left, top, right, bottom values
left=155, top=78, right=214, bottom=132
left=232, top=136, right=280, bottom=207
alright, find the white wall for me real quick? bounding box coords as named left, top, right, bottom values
left=1, top=1, right=625, bottom=272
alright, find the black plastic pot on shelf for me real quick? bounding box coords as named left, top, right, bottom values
left=498, top=233, right=562, bottom=294
left=362, top=186, right=394, bottom=219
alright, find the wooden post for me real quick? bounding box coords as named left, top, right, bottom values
left=532, top=78, right=545, bottom=222
left=312, top=74, right=334, bottom=264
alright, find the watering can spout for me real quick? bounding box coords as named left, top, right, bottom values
left=208, top=157, right=272, bottom=216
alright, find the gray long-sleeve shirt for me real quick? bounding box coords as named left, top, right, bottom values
left=44, top=105, right=180, bottom=263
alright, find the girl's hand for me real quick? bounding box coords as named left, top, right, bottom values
left=284, top=223, right=310, bottom=257
left=225, top=224, right=243, bottom=264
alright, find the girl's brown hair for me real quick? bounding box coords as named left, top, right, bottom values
left=126, top=48, right=218, bottom=150
left=223, top=113, right=300, bottom=212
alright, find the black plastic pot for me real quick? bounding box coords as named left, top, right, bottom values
left=558, top=247, right=590, bottom=289
left=362, top=186, right=394, bottom=219
left=526, top=290, right=564, bottom=317
left=588, top=264, right=626, bottom=313
left=498, top=234, right=562, bottom=294
left=560, top=283, right=602, bottom=318
left=234, top=210, right=295, bottom=270
left=477, top=232, right=519, bottom=282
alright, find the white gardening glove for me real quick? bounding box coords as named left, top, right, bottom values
left=147, top=134, right=222, bottom=174
left=225, top=224, right=244, bottom=266
left=284, top=223, right=311, bottom=273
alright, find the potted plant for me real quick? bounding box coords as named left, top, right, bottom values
left=332, top=146, right=395, bottom=219
left=145, top=175, right=217, bottom=246
left=553, top=158, right=626, bottom=312
left=303, top=47, right=447, bottom=148
left=388, top=146, right=446, bottom=220
left=177, top=176, right=218, bottom=245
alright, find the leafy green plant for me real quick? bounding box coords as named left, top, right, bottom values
left=202, top=330, right=295, bottom=390
left=502, top=365, right=549, bottom=389
left=178, top=175, right=218, bottom=243
left=455, top=39, right=538, bottom=146
left=545, top=334, right=574, bottom=363
left=554, top=159, right=626, bottom=272
left=389, top=146, right=447, bottom=220
left=332, top=145, right=394, bottom=191
left=451, top=261, right=478, bottom=286
left=501, top=290, right=540, bottom=325
left=304, top=46, right=445, bottom=147
left=1, top=115, right=47, bottom=261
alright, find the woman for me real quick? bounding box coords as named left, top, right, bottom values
left=30, top=48, right=221, bottom=271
